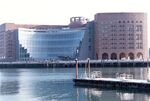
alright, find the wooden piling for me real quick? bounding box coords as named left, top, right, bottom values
left=75, top=59, right=78, bottom=79
left=88, top=58, right=90, bottom=78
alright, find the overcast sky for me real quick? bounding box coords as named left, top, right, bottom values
left=0, top=0, right=149, bottom=46
left=0, top=0, right=149, bottom=24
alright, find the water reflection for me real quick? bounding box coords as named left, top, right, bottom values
left=0, top=81, right=19, bottom=95
left=116, top=92, right=134, bottom=100
left=0, top=67, right=150, bottom=101
left=18, top=68, right=75, bottom=101
left=0, top=69, right=20, bottom=95
left=80, top=87, right=120, bottom=101
left=145, top=95, right=150, bottom=101
left=84, top=88, right=102, bottom=101
left=76, top=86, right=150, bottom=101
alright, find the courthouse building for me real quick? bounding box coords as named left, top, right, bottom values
left=0, top=12, right=147, bottom=61
left=94, top=13, right=147, bottom=60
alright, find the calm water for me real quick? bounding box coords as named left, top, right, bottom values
left=0, top=67, right=150, bottom=101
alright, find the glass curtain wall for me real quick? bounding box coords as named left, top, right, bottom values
left=18, top=28, right=85, bottom=61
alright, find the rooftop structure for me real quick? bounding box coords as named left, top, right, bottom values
left=69, top=17, right=89, bottom=28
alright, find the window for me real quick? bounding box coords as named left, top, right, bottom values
left=136, top=25, right=143, bottom=32
left=136, top=43, right=143, bottom=49
left=120, top=43, right=125, bottom=45
left=102, top=43, right=108, bottom=45
left=128, top=33, right=134, bottom=36
left=128, top=38, right=134, bottom=40
left=89, top=38, right=91, bottom=42
left=129, top=47, right=134, bottom=49
left=120, top=47, right=125, bottom=49
left=128, top=43, right=134, bottom=45
left=129, top=25, right=134, bottom=32
left=119, top=38, right=125, bottom=40
left=112, top=47, right=117, bottom=49
left=136, top=34, right=140, bottom=40
left=88, top=46, right=91, bottom=51
left=102, top=47, right=108, bottom=49
left=140, top=34, right=142, bottom=40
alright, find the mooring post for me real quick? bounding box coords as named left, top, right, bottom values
left=46, top=60, right=49, bottom=67
left=84, top=61, right=87, bottom=78
left=85, top=62, right=87, bottom=72
left=87, top=58, right=90, bottom=78
left=75, top=59, right=78, bottom=79
left=147, top=58, right=150, bottom=82
left=147, top=58, right=149, bottom=67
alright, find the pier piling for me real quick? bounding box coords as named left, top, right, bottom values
left=87, top=58, right=90, bottom=78
left=75, top=59, right=78, bottom=79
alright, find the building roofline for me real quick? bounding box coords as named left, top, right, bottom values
left=95, top=12, right=147, bottom=16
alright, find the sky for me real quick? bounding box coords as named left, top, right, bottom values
left=0, top=0, right=149, bottom=45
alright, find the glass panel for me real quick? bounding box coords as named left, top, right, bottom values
left=18, top=28, right=86, bottom=60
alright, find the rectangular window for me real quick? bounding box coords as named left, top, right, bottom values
left=88, top=46, right=91, bottom=51
left=89, top=38, right=91, bottom=42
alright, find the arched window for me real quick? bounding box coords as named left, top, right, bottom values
left=111, top=53, right=117, bottom=60
left=119, top=53, right=126, bottom=60
left=102, top=53, right=109, bottom=60
left=128, top=52, right=134, bottom=60
left=137, top=52, right=143, bottom=60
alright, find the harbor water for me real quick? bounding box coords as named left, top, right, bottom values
left=0, top=67, right=150, bottom=101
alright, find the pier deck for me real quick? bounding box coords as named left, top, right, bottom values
left=73, top=78, right=150, bottom=91
left=73, top=59, right=150, bottom=91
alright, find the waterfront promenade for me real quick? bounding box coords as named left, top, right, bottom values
left=0, top=60, right=149, bottom=68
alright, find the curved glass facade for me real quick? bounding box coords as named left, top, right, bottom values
left=18, top=28, right=86, bottom=61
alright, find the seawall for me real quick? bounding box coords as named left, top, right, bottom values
left=0, top=60, right=149, bottom=68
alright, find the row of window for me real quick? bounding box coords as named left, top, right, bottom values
left=118, top=20, right=142, bottom=23
left=111, top=33, right=142, bottom=37
left=98, top=20, right=143, bottom=24
left=103, top=33, right=142, bottom=37
left=111, top=29, right=143, bottom=32
left=102, top=25, right=143, bottom=32
left=99, top=52, right=144, bottom=60
left=102, top=37, right=142, bottom=41
left=102, top=47, right=143, bottom=49
left=102, top=43, right=142, bottom=45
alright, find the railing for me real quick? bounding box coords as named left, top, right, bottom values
left=0, top=59, right=148, bottom=64
left=91, top=71, right=102, bottom=79
left=116, top=73, right=133, bottom=79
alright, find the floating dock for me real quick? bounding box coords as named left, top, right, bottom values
left=73, top=59, right=150, bottom=91
left=73, top=78, right=150, bottom=91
